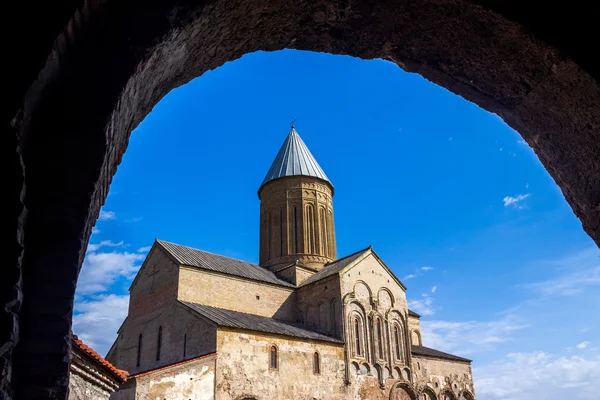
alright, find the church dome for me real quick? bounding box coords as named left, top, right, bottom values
left=259, top=127, right=332, bottom=192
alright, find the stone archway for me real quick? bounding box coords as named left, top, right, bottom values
left=6, top=0, right=600, bottom=398
left=390, top=383, right=417, bottom=400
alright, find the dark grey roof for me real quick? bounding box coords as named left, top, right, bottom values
left=156, top=239, right=294, bottom=288
left=408, top=310, right=421, bottom=318
left=260, top=127, right=331, bottom=191
left=411, top=345, right=471, bottom=363
left=181, top=301, right=343, bottom=344
left=299, top=247, right=370, bottom=287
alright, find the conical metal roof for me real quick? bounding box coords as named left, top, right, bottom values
left=260, top=127, right=331, bottom=190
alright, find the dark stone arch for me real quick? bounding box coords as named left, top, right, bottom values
left=390, top=382, right=417, bottom=400
left=6, top=0, right=600, bottom=398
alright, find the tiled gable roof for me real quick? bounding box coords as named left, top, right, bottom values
left=72, top=334, right=128, bottom=382
left=180, top=301, right=343, bottom=344
left=411, top=345, right=471, bottom=363
left=298, top=247, right=370, bottom=287
left=156, top=239, right=294, bottom=288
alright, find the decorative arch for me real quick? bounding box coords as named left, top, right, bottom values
left=459, top=391, right=475, bottom=400
left=330, top=298, right=340, bottom=336
left=317, top=301, right=329, bottom=332
left=439, top=390, right=457, bottom=400
left=402, top=367, right=411, bottom=381
left=390, top=382, right=417, bottom=400
left=350, top=361, right=360, bottom=376
left=411, top=330, right=422, bottom=346
left=349, top=310, right=367, bottom=358
left=421, top=387, right=437, bottom=400
left=353, top=280, right=373, bottom=303
left=393, top=366, right=402, bottom=379
left=378, top=287, right=395, bottom=309
left=360, top=363, right=371, bottom=376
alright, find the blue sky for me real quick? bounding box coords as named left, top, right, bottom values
left=73, top=50, right=599, bottom=399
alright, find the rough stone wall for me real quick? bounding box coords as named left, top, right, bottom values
left=412, top=355, right=475, bottom=399
left=108, top=301, right=217, bottom=376
left=128, top=246, right=180, bottom=320
left=178, top=267, right=296, bottom=321
left=111, top=354, right=216, bottom=400
left=259, top=176, right=336, bottom=269
left=215, top=329, right=347, bottom=400
left=408, top=315, right=422, bottom=346
left=68, top=371, right=113, bottom=400
left=296, top=276, right=343, bottom=337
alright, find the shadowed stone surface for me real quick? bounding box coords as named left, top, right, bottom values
left=4, top=0, right=600, bottom=398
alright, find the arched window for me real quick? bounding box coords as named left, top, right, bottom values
left=319, top=208, right=328, bottom=256
left=270, top=345, right=278, bottom=370
left=279, top=208, right=284, bottom=256
left=136, top=334, right=142, bottom=367
left=156, top=326, right=162, bottom=361
left=354, top=318, right=362, bottom=355
left=376, top=318, right=383, bottom=359
left=393, top=325, right=401, bottom=360
left=313, top=352, right=320, bottom=374
left=293, top=206, right=298, bottom=253
left=306, top=205, right=315, bottom=253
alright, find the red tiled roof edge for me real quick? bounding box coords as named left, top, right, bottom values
left=71, top=334, right=128, bottom=383
left=129, top=352, right=217, bottom=379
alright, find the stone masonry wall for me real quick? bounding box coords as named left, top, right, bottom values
left=215, top=329, right=346, bottom=400
left=68, top=370, right=113, bottom=400
left=128, top=246, right=180, bottom=320
left=108, top=301, right=217, bottom=376
left=412, top=355, right=475, bottom=399
left=296, top=275, right=342, bottom=337
left=178, top=267, right=296, bottom=320
left=110, top=354, right=216, bottom=400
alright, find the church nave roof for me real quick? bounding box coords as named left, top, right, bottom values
left=180, top=301, right=344, bottom=344
left=156, top=239, right=295, bottom=288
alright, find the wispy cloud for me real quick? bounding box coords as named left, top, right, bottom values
left=98, top=210, right=116, bottom=220
left=576, top=341, right=591, bottom=349
left=475, top=351, right=600, bottom=399
left=72, top=294, right=129, bottom=356
left=421, top=314, right=528, bottom=356
left=421, top=266, right=433, bottom=271
left=516, top=139, right=528, bottom=145
left=125, top=217, right=143, bottom=223
left=403, top=274, right=416, bottom=280
left=86, top=240, right=124, bottom=253
left=503, top=193, right=530, bottom=208
left=92, top=227, right=100, bottom=235
left=408, top=293, right=435, bottom=316
left=431, top=285, right=437, bottom=293
left=137, top=246, right=152, bottom=253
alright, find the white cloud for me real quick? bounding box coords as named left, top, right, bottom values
left=503, top=193, right=530, bottom=208
left=475, top=351, right=600, bottom=400
left=77, top=249, right=144, bottom=294
left=403, top=274, right=416, bottom=280
left=137, top=246, right=152, bottom=253
left=517, top=139, right=528, bottom=145
left=431, top=285, right=437, bottom=293
left=126, top=217, right=143, bottom=223
left=421, top=266, right=433, bottom=271
left=525, top=183, right=530, bottom=189
left=73, top=294, right=129, bottom=356
left=526, top=259, right=600, bottom=296
left=92, top=227, right=100, bottom=235
left=576, top=341, right=591, bottom=349
left=86, top=240, right=124, bottom=253
left=408, top=293, right=435, bottom=316
left=99, top=210, right=116, bottom=220
left=421, top=314, right=528, bottom=356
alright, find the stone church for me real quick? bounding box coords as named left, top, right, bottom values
left=107, top=127, right=476, bottom=400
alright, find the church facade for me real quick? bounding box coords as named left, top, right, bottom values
left=107, top=127, right=476, bottom=400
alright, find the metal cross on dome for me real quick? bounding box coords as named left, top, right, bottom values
left=290, top=117, right=296, bottom=128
